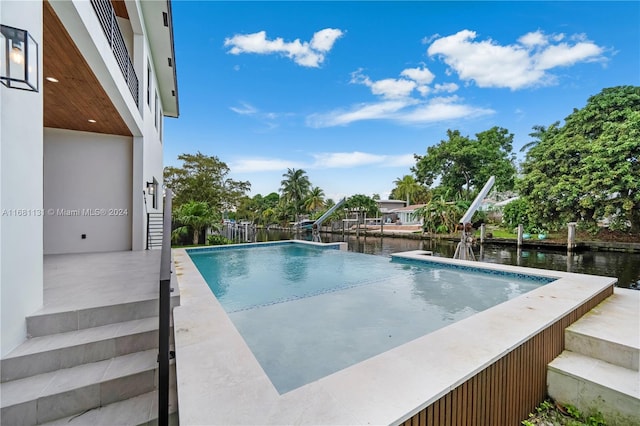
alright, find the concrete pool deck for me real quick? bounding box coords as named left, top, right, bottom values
left=172, top=242, right=616, bottom=425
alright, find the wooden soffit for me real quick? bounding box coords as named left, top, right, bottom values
left=43, top=1, right=132, bottom=136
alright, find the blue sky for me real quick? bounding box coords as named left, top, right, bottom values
left=164, top=1, right=639, bottom=201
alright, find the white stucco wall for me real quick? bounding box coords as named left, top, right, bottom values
left=43, top=128, right=133, bottom=254
left=0, top=1, right=44, bottom=356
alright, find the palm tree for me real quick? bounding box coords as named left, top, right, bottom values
left=173, top=201, right=221, bottom=245
left=520, top=122, right=560, bottom=153
left=304, top=186, right=325, bottom=213
left=280, top=168, right=311, bottom=222
left=393, top=175, right=423, bottom=205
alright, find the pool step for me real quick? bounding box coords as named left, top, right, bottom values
left=548, top=351, right=639, bottom=424
left=0, top=349, right=167, bottom=425
left=564, top=288, right=639, bottom=371
left=0, top=317, right=173, bottom=383
left=547, top=288, right=640, bottom=424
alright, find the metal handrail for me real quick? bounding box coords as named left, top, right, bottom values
left=90, top=0, right=139, bottom=105
left=158, top=188, right=172, bottom=426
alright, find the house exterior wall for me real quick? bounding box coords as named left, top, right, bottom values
left=43, top=128, right=133, bottom=254
left=0, top=1, right=44, bottom=356
left=46, top=0, right=168, bottom=251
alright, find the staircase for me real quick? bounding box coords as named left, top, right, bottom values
left=147, top=213, right=164, bottom=250
left=0, top=251, right=180, bottom=425
left=547, top=287, right=639, bottom=425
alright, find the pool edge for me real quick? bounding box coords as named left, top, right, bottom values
left=172, top=244, right=616, bottom=425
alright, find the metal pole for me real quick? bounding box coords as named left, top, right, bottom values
left=158, top=189, right=172, bottom=426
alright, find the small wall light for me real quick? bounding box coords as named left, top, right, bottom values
left=147, top=178, right=158, bottom=209
left=1, top=24, right=38, bottom=92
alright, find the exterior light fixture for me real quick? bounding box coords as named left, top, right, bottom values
left=0, top=24, right=38, bottom=92
left=147, top=178, right=158, bottom=208
left=146, top=180, right=155, bottom=196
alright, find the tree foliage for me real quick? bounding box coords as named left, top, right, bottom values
left=390, top=175, right=429, bottom=205
left=345, top=194, right=379, bottom=216
left=519, top=86, right=640, bottom=232
left=280, top=168, right=311, bottom=221
left=164, top=152, right=250, bottom=212
left=173, top=201, right=221, bottom=245
left=413, top=126, right=516, bottom=199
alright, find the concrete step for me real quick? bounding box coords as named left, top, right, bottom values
left=565, top=288, right=640, bottom=371
left=39, top=371, right=178, bottom=426
left=0, top=349, right=159, bottom=425
left=1, top=317, right=167, bottom=383
left=26, top=294, right=180, bottom=338
left=548, top=350, right=640, bottom=425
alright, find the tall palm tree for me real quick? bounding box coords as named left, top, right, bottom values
left=304, top=186, right=325, bottom=213
left=393, top=175, right=422, bottom=205
left=280, top=168, right=311, bottom=222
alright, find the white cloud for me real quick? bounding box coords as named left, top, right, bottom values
left=398, top=97, right=494, bottom=123
left=312, top=152, right=416, bottom=168
left=307, top=99, right=415, bottom=127
left=427, top=29, right=606, bottom=90
left=230, top=102, right=257, bottom=115
left=224, top=28, right=344, bottom=67
left=230, top=158, right=303, bottom=173
left=312, top=152, right=384, bottom=168
left=370, top=78, right=417, bottom=99
left=400, top=66, right=435, bottom=84
left=434, top=82, right=459, bottom=93
left=310, top=28, right=344, bottom=51
left=535, top=42, right=604, bottom=70
left=518, top=31, right=548, bottom=47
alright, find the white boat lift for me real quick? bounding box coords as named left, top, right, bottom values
left=453, top=176, right=495, bottom=261
left=312, top=197, right=347, bottom=242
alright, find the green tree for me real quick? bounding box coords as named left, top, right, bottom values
left=391, top=175, right=423, bottom=205
left=345, top=194, right=379, bottom=218
left=304, top=186, right=325, bottom=213
left=173, top=201, right=221, bottom=245
left=280, top=168, right=311, bottom=222
left=164, top=152, right=250, bottom=211
left=519, top=86, right=640, bottom=232
left=413, top=127, right=516, bottom=200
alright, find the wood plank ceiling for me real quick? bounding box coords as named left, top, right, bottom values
left=43, top=0, right=132, bottom=136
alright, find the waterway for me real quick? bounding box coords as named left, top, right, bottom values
left=254, top=229, right=640, bottom=289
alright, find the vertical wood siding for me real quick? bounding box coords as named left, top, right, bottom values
left=399, top=286, right=612, bottom=426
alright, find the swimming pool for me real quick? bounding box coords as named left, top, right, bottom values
left=188, top=241, right=554, bottom=393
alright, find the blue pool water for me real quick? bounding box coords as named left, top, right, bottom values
left=188, top=242, right=554, bottom=393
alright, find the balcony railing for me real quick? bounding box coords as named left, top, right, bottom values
left=90, top=0, right=139, bottom=106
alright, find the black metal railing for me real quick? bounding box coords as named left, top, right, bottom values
left=158, top=189, right=172, bottom=426
left=146, top=212, right=164, bottom=249
left=90, top=0, right=139, bottom=105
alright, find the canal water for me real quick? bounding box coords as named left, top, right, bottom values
left=255, top=230, right=640, bottom=289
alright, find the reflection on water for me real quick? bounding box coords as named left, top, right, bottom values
left=255, top=231, right=640, bottom=289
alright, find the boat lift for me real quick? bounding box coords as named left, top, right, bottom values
left=312, top=197, right=347, bottom=242
left=453, top=176, right=495, bottom=261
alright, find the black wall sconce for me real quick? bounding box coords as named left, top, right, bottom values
left=147, top=178, right=158, bottom=209
left=1, top=24, right=38, bottom=92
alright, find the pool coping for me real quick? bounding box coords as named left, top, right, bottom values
left=172, top=241, right=616, bottom=425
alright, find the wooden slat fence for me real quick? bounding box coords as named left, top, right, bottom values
left=399, top=286, right=613, bottom=426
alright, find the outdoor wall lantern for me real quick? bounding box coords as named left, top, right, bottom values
left=147, top=178, right=158, bottom=209
left=0, top=24, right=39, bottom=92
left=146, top=181, right=155, bottom=197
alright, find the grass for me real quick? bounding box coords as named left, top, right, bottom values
left=523, top=400, right=606, bottom=426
